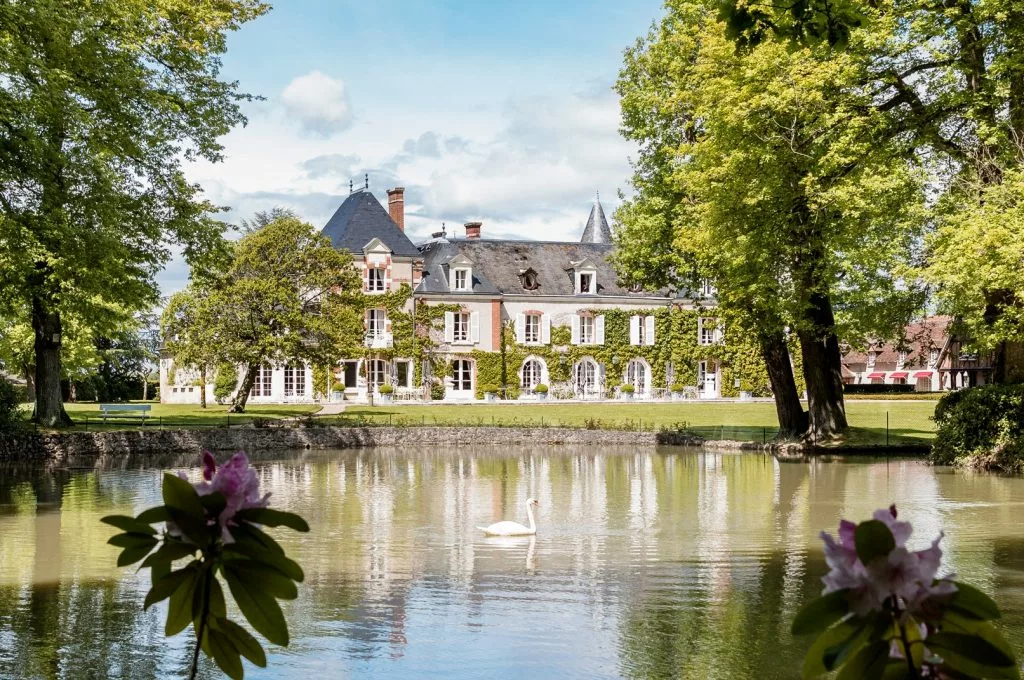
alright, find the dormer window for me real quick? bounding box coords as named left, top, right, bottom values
left=447, top=254, right=474, bottom=292
left=519, top=268, right=540, bottom=291
left=897, top=351, right=907, bottom=369
left=579, top=273, right=593, bottom=294
left=700, top=279, right=717, bottom=297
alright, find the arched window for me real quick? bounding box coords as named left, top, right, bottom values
left=521, top=358, right=544, bottom=389
left=573, top=358, right=599, bottom=396
left=626, top=358, right=648, bottom=395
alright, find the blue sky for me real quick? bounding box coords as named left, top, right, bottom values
left=166, top=0, right=664, bottom=294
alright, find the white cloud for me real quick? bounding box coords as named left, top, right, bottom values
left=280, top=71, right=353, bottom=136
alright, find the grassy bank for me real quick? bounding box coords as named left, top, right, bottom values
left=327, top=400, right=936, bottom=446
left=25, top=400, right=935, bottom=447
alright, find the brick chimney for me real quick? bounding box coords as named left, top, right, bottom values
left=387, top=187, right=405, bottom=231
left=464, top=221, right=482, bottom=239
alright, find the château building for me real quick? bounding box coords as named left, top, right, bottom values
left=161, top=185, right=735, bottom=404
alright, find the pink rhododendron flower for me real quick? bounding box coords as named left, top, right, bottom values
left=170, top=451, right=270, bottom=543
left=820, top=506, right=956, bottom=617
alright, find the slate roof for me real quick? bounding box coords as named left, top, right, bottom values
left=580, top=197, right=613, bottom=244
left=321, top=190, right=420, bottom=257
left=417, top=238, right=669, bottom=297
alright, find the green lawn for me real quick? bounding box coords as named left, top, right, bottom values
left=329, top=400, right=936, bottom=446
left=30, top=399, right=935, bottom=446
left=47, top=402, right=320, bottom=431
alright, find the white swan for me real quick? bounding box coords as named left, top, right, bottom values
left=478, top=498, right=539, bottom=536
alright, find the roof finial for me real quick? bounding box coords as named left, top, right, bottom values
left=349, top=179, right=353, bottom=194
left=364, top=173, right=369, bottom=190
left=595, top=190, right=600, bottom=202
left=441, top=222, right=446, bottom=236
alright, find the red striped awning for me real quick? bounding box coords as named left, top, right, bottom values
left=913, top=371, right=932, bottom=378
left=867, top=372, right=885, bottom=379
left=890, top=371, right=908, bottom=379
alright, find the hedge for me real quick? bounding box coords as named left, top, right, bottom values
left=930, top=384, right=1024, bottom=472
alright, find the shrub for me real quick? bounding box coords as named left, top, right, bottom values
left=430, top=381, right=446, bottom=401
left=0, top=380, right=27, bottom=431
left=670, top=382, right=687, bottom=393
left=931, top=384, right=1024, bottom=471
left=214, top=363, right=238, bottom=403
left=331, top=381, right=345, bottom=392
left=480, top=383, right=499, bottom=394
left=533, top=383, right=549, bottom=394
left=620, top=383, right=635, bottom=394
left=843, top=383, right=915, bottom=394
left=377, top=383, right=394, bottom=395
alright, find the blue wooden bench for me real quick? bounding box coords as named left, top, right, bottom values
left=99, top=403, right=152, bottom=424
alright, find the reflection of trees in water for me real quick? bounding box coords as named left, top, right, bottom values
left=3, top=449, right=1024, bottom=677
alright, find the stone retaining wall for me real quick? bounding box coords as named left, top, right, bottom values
left=0, top=426, right=704, bottom=464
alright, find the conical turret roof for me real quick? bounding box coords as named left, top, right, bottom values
left=580, top=193, right=612, bottom=244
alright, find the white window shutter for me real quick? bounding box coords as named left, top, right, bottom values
left=471, top=312, right=480, bottom=343
left=361, top=265, right=369, bottom=292
left=383, top=265, right=391, bottom=291
left=717, top=320, right=725, bottom=344
left=516, top=313, right=526, bottom=344
left=646, top=316, right=656, bottom=345
left=629, top=316, right=640, bottom=345
left=697, top=317, right=704, bottom=343
left=571, top=315, right=581, bottom=345
left=541, top=314, right=551, bottom=344
left=444, top=311, right=454, bottom=343
left=596, top=315, right=605, bottom=345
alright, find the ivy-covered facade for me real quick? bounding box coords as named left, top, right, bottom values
left=165, top=187, right=785, bottom=404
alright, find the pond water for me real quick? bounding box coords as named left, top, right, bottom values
left=1, top=447, right=1023, bottom=679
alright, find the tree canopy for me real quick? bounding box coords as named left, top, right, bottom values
left=0, top=0, right=268, bottom=425
left=163, top=215, right=363, bottom=413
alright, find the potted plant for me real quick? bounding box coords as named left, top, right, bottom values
left=619, top=383, right=635, bottom=400
left=330, top=381, right=345, bottom=402
left=430, top=381, right=446, bottom=402
left=534, top=383, right=549, bottom=401
left=480, top=383, right=499, bottom=402
left=670, top=382, right=687, bottom=401
left=377, top=383, right=394, bottom=403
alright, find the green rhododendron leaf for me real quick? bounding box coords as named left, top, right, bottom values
left=231, top=522, right=285, bottom=555
left=836, top=640, right=889, bottom=680
left=165, top=572, right=198, bottom=636
left=217, top=618, right=268, bottom=668
left=200, top=491, right=227, bottom=519
left=135, top=506, right=171, bottom=525
left=140, top=540, right=197, bottom=569
left=101, top=515, right=156, bottom=535
left=224, top=543, right=304, bottom=582
left=941, top=612, right=1017, bottom=665
left=792, top=590, right=850, bottom=635
left=208, top=575, right=228, bottom=620
left=927, top=632, right=1015, bottom=668
left=223, top=567, right=289, bottom=646
left=207, top=628, right=244, bottom=680
left=117, top=544, right=155, bottom=567
left=225, top=562, right=298, bottom=601
left=162, top=473, right=204, bottom=521
left=235, top=508, right=310, bottom=533
left=854, top=520, right=895, bottom=565
left=144, top=564, right=198, bottom=610
left=802, top=621, right=863, bottom=678
left=108, top=533, right=159, bottom=549
left=948, top=581, right=1002, bottom=620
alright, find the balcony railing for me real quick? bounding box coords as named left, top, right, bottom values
left=365, top=332, right=393, bottom=349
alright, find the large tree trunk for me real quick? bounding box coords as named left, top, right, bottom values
left=229, top=363, right=259, bottom=413
left=22, top=362, right=36, bottom=403
left=199, top=366, right=207, bottom=409
left=797, top=291, right=848, bottom=441
left=759, top=330, right=808, bottom=438
left=31, top=291, right=72, bottom=427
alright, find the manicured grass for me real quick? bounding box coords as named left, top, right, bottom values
left=43, top=402, right=320, bottom=431
left=330, top=400, right=937, bottom=446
